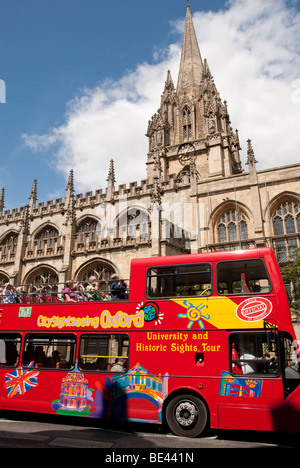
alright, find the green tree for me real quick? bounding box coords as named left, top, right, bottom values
left=280, top=249, right=300, bottom=311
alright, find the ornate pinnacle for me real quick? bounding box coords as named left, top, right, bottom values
left=246, top=139, right=258, bottom=166
left=107, top=159, right=116, bottom=185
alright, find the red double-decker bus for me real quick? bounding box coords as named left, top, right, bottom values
left=0, top=247, right=299, bottom=437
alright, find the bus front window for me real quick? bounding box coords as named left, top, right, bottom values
left=230, top=332, right=279, bottom=376
left=281, top=332, right=300, bottom=396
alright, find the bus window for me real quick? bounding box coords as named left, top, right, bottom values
left=22, top=334, right=76, bottom=369
left=280, top=332, right=300, bottom=396
left=79, top=334, right=129, bottom=372
left=146, top=263, right=212, bottom=298
left=217, top=259, right=272, bottom=295
left=230, top=332, right=279, bottom=376
left=0, top=334, right=21, bottom=367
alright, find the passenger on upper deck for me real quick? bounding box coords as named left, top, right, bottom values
left=85, top=276, right=101, bottom=301
left=76, top=283, right=86, bottom=301
left=110, top=274, right=128, bottom=300
left=63, top=280, right=77, bottom=302
left=2, top=283, right=17, bottom=304
left=100, top=291, right=108, bottom=300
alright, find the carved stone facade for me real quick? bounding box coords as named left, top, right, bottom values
left=0, top=5, right=299, bottom=291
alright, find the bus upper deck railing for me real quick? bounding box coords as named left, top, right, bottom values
left=0, top=280, right=130, bottom=304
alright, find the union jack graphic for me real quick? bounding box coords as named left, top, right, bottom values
left=4, top=361, right=39, bottom=398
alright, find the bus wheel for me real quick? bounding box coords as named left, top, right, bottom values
left=166, top=394, right=208, bottom=438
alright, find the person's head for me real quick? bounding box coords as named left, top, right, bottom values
left=89, top=276, right=98, bottom=286
left=111, top=274, right=119, bottom=281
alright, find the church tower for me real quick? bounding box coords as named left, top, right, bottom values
left=146, top=3, right=242, bottom=184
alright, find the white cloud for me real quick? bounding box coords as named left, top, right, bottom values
left=23, top=0, right=300, bottom=193
left=191, top=0, right=300, bottom=166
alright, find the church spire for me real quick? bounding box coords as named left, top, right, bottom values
left=177, top=3, right=203, bottom=98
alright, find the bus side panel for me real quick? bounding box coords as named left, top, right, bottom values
left=217, top=386, right=300, bottom=433
left=0, top=368, right=64, bottom=415
left=217, top=406, right=276, bottom=432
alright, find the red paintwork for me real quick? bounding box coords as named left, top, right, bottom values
left=0, top=248, right=299, bottom=434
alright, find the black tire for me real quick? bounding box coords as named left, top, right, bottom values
left=165, top=394, right=208, bottom=438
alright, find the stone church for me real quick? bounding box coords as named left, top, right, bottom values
left=0, top=4, right=299, bottom=295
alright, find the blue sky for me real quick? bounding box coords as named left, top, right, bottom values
left=1, top=0, right=300, bottom=210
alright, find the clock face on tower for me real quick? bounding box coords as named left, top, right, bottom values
left=177, top=142, right=196, bottom=165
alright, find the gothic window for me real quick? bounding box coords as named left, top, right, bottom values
left=273, top=201, right=299, bottom=235
left=0, top=232, right=18, bottom=257
left=28, top=269, right=59, bottom=296
left=285, top=215, right=295, bottom=234
left=35, top=226, right=59, bottom=249
left=119, top=208, right=149, bottom=239
left=183, top=107, right=192, bottom=140
left=0, top=273, right=9, bottom=287
left=77, top=217, right=100, bottom=243
left=273, top=216, right=284, bottom=236
left=272, top=200, right=300, bottom=263
left=228, top=223, right=237, bottom=242
left=81, top=263, right=115, bottom=284
left=79, top=261, right=116, bottom=295
left=217, top=210, right=248, bottom=244
left=218, top=224, right=226, bottom=243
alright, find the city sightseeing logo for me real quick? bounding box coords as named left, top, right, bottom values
left=136, top=302, right=164, bottom=326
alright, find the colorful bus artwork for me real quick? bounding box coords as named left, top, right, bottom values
left=0, top=247, right=300, bottom=437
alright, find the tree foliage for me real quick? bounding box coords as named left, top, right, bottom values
left=280, top=249, right=300, bottom=305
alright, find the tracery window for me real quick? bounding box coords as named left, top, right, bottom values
left=183, top=107, right=192, bottom=140
left=35, top=226, right=59, bottom=249
left=79, top=261, right=117, bottom=295
left=272, top=201, right=299, bottom=236
left=82, top=263, right=115, bottom=284
left=0, top=273, right=9, bottom=287
left=28, top=269, right=59, bottom=297
left=217, top=210, right=248, bottom=244
left=272, top=201, right=300, bottom=263
left=0, top=232, right=18, bottom=259
left=118, top=208, right=149, bottom=239
left=77, top=217, right=100, bottom=243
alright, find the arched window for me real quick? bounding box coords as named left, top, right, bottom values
left=0, top=232, right=18, bottom=260
left=272, top=200, right=300, bottom=263
left=183, top=107, right=192, bottom=140
left=77, top=260, right=116, bottom=295
left=26, top=268, right=59, bottom=297
left=77, top=217, right=100, bottom=242
left=273, top=201, right=299, bottom=235
left=118, top=208, right=149, bottom=239
left=0, top=272, right=9, bottom=287
left=81, top=263, right=115, bottom=284
left=35, top=225, right=59, bottom=249
left=217, top=209, right=248, bottom=245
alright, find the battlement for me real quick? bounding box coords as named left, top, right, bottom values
left=0, top=171, right=191, bottom=226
